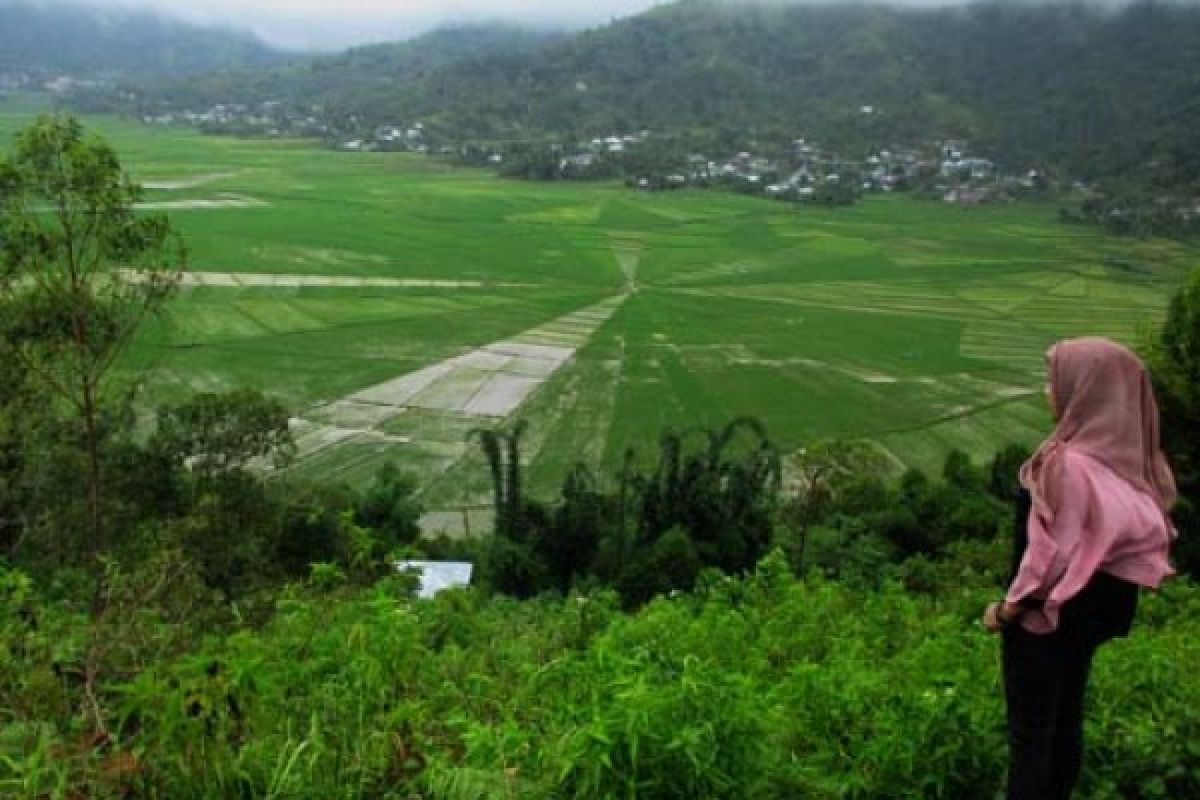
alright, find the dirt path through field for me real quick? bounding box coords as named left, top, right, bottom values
left=143, top=270, right=537, bottom=289
left=142, top=172, right=241, bottom=190
left=609, top=235, right=643, bottom=292
left=133, top=194, right=267, bottom=210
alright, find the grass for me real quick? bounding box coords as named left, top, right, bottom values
left=2, top=107, right=1196, bottom=511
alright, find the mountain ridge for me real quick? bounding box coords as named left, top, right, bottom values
left=0, top=0, right=289, bottom=79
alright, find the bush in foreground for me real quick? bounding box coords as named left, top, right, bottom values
left=3, top=552, right=1198, bottom=799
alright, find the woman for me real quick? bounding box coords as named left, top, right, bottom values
left=982, top=337, right=1176, bottom=800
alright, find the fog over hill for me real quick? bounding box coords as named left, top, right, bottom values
left=24, top=0, right=1163, bottom=51
left=0, top=0, right=288, bottom=78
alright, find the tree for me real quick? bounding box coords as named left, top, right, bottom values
left=470, top=420, right=529, bottom=538
left=988, top=444, right=1032, bottom=501
left=1145, top=268, right=1200, bottom=576
left=355, top=462, right=422, bottom=550
left=149, top=390, right=294, bottom=593
left=546, top=464, right=609, bottom=592
left=784, top=441, right=889, bottom=573
left=152, top=389, right=294, bottom=480
left=0, top=115, right=185, bottom=566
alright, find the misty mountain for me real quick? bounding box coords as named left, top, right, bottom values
left=0, top=0, right=287, bottom=79
left=128, top=24, right=567, bottom=115
left=101, top=1, right=1200, bottom=189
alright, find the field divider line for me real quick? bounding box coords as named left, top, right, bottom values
left=855, top=391, right=1041, bottom=439
left=662, top=287, right=979, bottom=322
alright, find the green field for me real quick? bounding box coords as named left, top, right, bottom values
left=2, top=110, right=1195, bottom=519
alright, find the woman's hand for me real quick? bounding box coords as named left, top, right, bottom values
left=983, top=601, right=1022, bottom=633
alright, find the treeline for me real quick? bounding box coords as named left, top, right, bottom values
left=462, top=421, right=1023, bottom=608
left=1060, top=188, right=1200, bottom=239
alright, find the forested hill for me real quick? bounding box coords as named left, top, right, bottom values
left=129, top=0, right=1200, bottom=189
left=130, top=25, right=568, bottom=118
left=0, top=0, right=286, bottom=79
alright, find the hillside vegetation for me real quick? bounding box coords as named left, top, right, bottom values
left=5, top=552, right=1199, bottom=798
left=128, top=25, right=566, bottom=121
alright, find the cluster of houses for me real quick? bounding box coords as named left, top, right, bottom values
left=0, top=71, right=31, bottom=93
left=141, top=101, right=458, bottom=157
left=0, top=71, right=103, bottom=95
left=340, top=121, right=447, bottom=153
left=589, top=131, right=652, bottom=154
left=142, top=101, right=333, bottom=139
left=548, top=132, right=1022, bottom=205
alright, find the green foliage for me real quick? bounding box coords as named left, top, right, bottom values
left=988, top=443, right=1032, bottom=501
left=1145, top=267, right=1200, bottom=576
left=474, top=418, right=780, bottom=605
left=806, top=180, right=861, bottom=208
left=153, top=389, right=295, bottom=475
left=0, top=113, right=184, bottom=562
left=353, top=462, right=422, bottom=552
left=4, top=552, right=1198, bottom=798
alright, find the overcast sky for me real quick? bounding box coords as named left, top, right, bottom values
left=86, top=0, right=981, bottom=51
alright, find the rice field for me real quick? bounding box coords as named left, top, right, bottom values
left=2, top=110, right=1195, bottom=523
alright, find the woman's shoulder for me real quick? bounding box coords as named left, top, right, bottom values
left=1059, top=443, right=1164, bottom=513
left=1054, top=443, right=1116, bottom=483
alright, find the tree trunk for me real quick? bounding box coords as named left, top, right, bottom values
left=82, top=379, right=102, bottom=558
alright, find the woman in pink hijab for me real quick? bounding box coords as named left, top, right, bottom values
left=983, top=337, right=1176, bottom=800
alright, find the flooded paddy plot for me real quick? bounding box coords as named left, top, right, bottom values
left=287, top=294, right=628, bottom=491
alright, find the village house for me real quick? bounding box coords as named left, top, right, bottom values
left=940, top=139, right=968, bottom=161
left=559, top=153, right=598, bottom=172
left=943, top=186, right=995, bottom=204
left=375, top=126, right=404, bottom=143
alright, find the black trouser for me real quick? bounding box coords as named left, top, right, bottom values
left=1001, top=623, right=1099, bottom=800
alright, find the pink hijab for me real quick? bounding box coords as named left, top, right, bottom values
left=1008, top=337, right=1177, bottom=632
left=1021, top=337, right=1176, bottom=516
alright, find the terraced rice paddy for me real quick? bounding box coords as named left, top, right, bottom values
left=2, top=110, right=1196, bottom=528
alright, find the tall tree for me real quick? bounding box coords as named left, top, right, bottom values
left=470, top=420, right=529, bottom=538
left=1145, top=269, right=1200, bottom=576
left=0, top=114, right=185, bottom=566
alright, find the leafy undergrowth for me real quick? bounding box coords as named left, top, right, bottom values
left=4, top=553, right=1199, bottom=799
